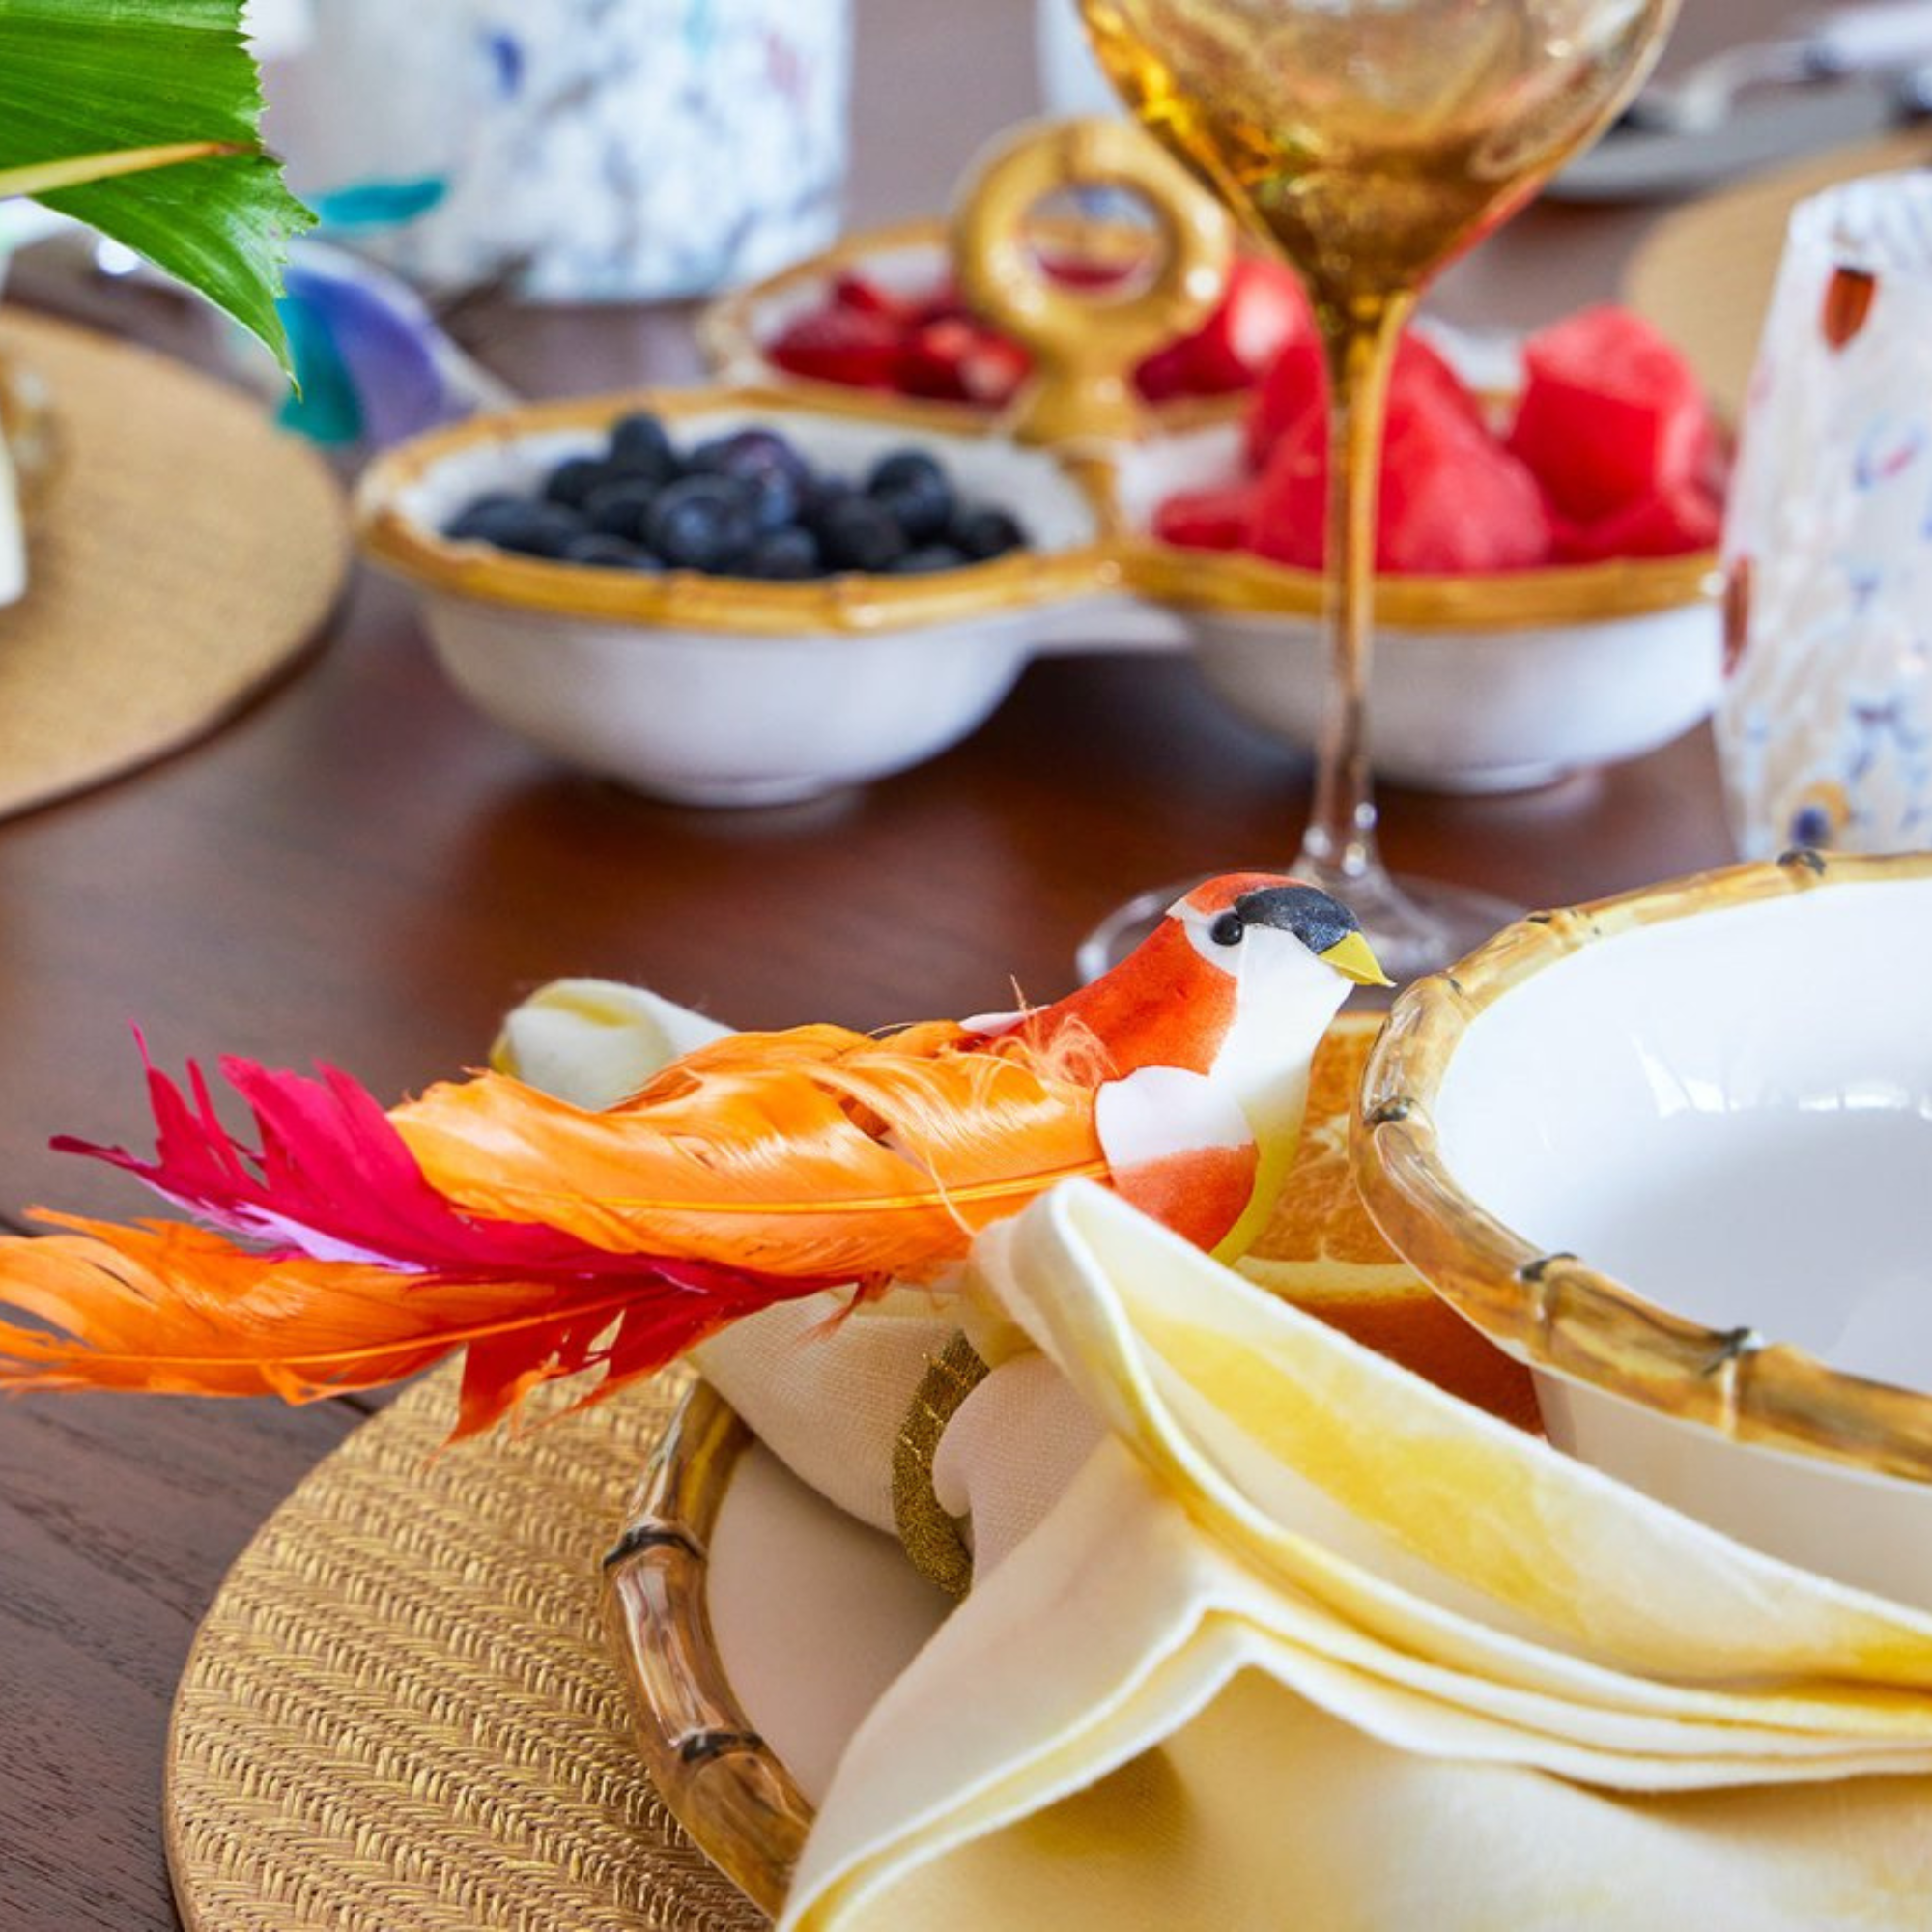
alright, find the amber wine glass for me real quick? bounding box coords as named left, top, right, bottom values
left=1075, top=0, right=1680, bottom=982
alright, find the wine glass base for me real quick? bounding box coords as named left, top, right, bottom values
left=1076, top=867, right=1520, bottom=989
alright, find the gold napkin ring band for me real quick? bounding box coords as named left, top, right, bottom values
left=891, top=1332, right=990, bottom=1600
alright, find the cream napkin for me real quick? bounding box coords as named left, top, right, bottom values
left=498, top=980, right=1932, bottom=1929
left=786, top=1184, right=1932, bottom=1931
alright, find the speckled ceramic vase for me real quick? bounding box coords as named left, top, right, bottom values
left=1717, top=172, right=1932, bottom=859
left=286, top=0, right=852, bottom=301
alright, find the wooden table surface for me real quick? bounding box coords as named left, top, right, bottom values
left=0, top=3, right=1820, bottom=1924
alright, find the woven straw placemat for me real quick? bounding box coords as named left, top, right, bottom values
left=1624, top=127, right=1932, bottom=424
left=0, top=308, right=348, bottom=820
left=166, top=1364, right=766, bottom=1932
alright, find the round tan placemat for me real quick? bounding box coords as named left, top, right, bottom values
left=0, top=307, right=349, bottom=819
left=1624, top=128, right=1932, bottom=424
left=165, top=1364, right=766, bottom=1932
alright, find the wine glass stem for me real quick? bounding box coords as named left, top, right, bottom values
left=1296, top=291, right=1416, bottom=886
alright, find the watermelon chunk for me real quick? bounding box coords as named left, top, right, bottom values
left=1244, top=332, right=1326, bottom=469
left=1152, top=481, right=1261, bottom=551
left=1244, top=327, right=1483, bottom=469
left=1180, top=258, right=1313, bottom=395
left=1378, top=411, right=1552, bottom=573
left=1552, top=481, right=1722, bottom=562
left=1506, top=306, right=1710, bottom=522
left=1252, top=382, right=1552, bottom=574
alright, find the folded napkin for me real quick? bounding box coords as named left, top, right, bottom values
left=500, top=980, right=1932, bottom=1929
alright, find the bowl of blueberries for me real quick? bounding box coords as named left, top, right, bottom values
left=355, top=385, right=1113, bottom=806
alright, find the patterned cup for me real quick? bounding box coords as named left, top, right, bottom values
left=1718, top=172, right=1932, bottom=859
left=274, top=0, right=852, bottom=302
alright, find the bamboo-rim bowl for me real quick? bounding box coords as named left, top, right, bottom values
left=1354, top=848, right=1932, bottom=1609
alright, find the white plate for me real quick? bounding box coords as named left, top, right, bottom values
left=707, top=1439, right=951, bottom=1806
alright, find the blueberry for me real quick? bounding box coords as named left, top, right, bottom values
left=818, top=495, right=908, bottom=572
left=799, top=473, right=857, bottom=533
left=741, top=526, right=823, bottom=580
left=951, top=504, right=1028, bottom=561
left=642, top=473, right=759, bottom=573
left=867, top=448, right=948, bottom=497
left=443, top=492, right=526, bottom=540
left=866, top=449, right=953, bottom=544
left=563, top=532, right=660, bottom=569
left=742, top=467, right=806, bottom=533
left=874, top=480, right=955, bottom=545
left=887, top=543, right=970, bottom=574
left=691, top=425, right=811, bottom=483
left=607, top=411, right=679, bottom=484
left=689, top=426, right=812, bottom=532
left=444, top=494, right=583, bottom=558
left=541, top=454, right=614, bottom=510
left=581, top=476, right=662, bottom=542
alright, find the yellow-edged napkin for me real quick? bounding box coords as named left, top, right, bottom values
left=781, top=1182, right=1932, bottom=1929
left=500, top=980, right=1932, bottom=1929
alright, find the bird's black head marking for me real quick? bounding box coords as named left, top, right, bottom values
left=1211, top=884, right=1360, bottom=954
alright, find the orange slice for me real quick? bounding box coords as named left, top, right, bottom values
left=1239, top=1012, right=1539, bottom=1431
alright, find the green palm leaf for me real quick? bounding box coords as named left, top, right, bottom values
left=0, top=0, right=314, bottom=374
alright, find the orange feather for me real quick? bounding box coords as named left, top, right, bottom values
left=0, top=1212, right=785, bottom=1438
left=392, top=1022, right=1111, bottom=1282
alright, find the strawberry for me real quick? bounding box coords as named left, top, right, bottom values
left=900, top=317, right=1031, bottom=406
left=910, top=276, right=972, bottom=327
left=1151, top=482, right=1260, bottom=550
left=1039, top=249, right=1144, bottom=291
left=767, top=306, right=905, bottom=389
left=829, top=270, right=912, bottom=322
left=1134, top=336, right=1199, bottom=402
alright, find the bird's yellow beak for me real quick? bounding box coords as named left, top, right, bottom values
left=1319, top=928, right=1393, bottom=987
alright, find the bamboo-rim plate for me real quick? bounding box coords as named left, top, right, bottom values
left=604, top=1380, right=807, bottom=1917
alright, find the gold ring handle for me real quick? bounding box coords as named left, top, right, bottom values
left=950, top=115, right=1236, bottom=446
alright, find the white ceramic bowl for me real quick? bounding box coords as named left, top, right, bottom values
left=358, top=382, right=1722, bottom=805
left=355, top=387, right=1114, bottom=807
left=1355, top=851, right=1932, bottom=1608
left=1114, top=423, right=1723, bottom=794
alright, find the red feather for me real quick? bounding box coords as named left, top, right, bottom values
left=54, top=1047, right=696, bottom=1277
left=0, top=1025, right=1106, bottom=1435
left=11, top=1052, right=862, bottom=1433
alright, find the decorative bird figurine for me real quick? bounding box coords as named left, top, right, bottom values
left=0, top=874, right=1383, bottom=1437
